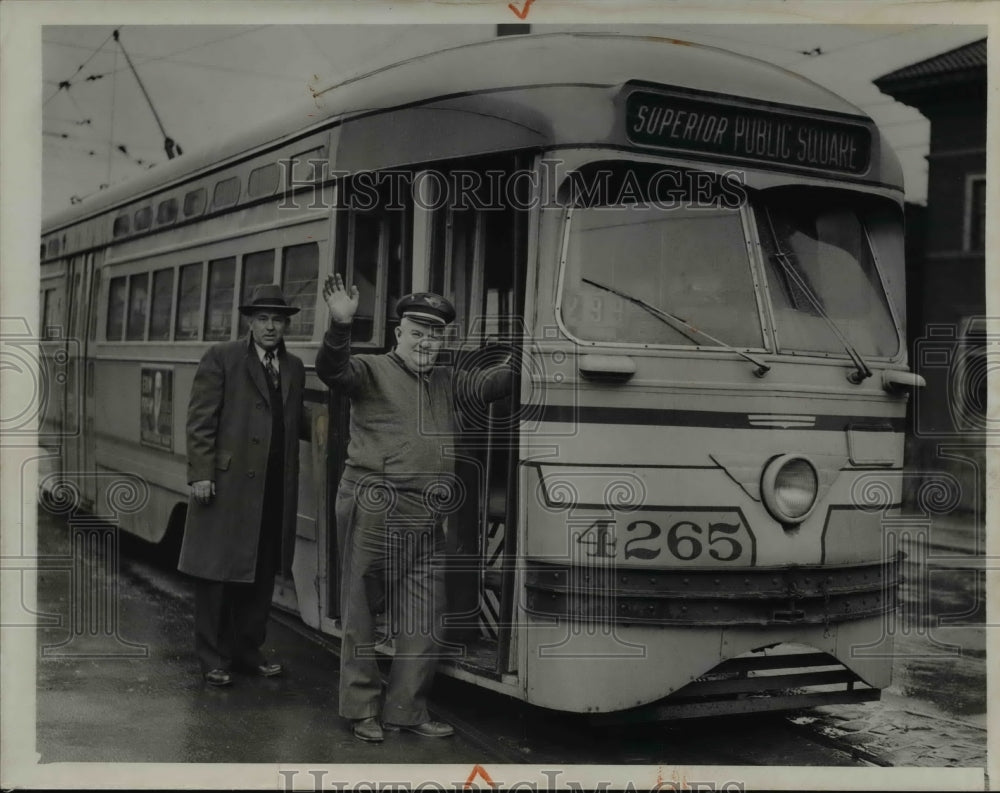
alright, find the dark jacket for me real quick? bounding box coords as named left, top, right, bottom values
left=178, top=336, right=305, bottom=582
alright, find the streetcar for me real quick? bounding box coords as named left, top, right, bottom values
left=38, top=32, right=921, bottom=720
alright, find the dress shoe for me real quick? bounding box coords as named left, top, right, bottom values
left=352, top=717, right=384, bottom=743
left=383, top=720, right=454, bottom=738
left=204, top=668, right=233, bottom=687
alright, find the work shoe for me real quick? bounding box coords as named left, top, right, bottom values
left=203, top=668, right=233, bottom=687
left=384, top=720, right=454, bottom=738
left=352, top=717, right=384, bottom=743
left=235, top=659, right=283, bottom=677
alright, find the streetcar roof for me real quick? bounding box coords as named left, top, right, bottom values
left=43, top=32, right=890, bottom=232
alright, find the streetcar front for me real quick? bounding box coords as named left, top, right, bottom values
left=516, top=82, right=912, bottom=718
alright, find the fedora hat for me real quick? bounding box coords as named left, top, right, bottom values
left=238, top=284, right=300, bottom=316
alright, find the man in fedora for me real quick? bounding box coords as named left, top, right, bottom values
left=178, top=284, right=305, bottom=686
left=316, top=274, right=513, bottom=742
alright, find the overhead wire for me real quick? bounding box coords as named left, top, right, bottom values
left=43, top=29, right=116, bottom=107
left=82, top=26, right=274, bottom=81
left=107, top=44, right=118, bottom=188
left=784, top=27, right=930, bottom=70
left=46, top=132, right=161, bottom=164
left=108, top=29, right=183, bottom=162
left=666, top=26, right=807, bottom=55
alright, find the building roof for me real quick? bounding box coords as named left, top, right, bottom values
left=874, top=38, right=986, bottom=91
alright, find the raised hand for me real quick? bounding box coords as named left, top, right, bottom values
left=323, top=274, right=360, bottom=324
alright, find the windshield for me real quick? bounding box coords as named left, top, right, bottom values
left=559, top=162, right=764, bottom=349
left=754, top=188, right=899, bottom=358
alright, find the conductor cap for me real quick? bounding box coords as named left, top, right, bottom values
left=396, top=292, right=456, bottom=326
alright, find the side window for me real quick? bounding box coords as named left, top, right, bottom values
left=40, top=288, right=58, bottom=339
left=480, top=207, right=517, bottom=339
left=348, top=213, right=382, bottom=343
left=149, top=268, right=175, bottom=340
left=156, top=198, right=178, bottom=226
left=134, top=206, right=153, bottom=232
left=175, top=263, right=203, bottom=340
left=342, top=174, right=411, bottom=345
left=67, top=272, right=82, bottom=338
left=430, top=207, right=482, bottom=336
left=205, top=257, right=236, bottom=341
left=281, top=242, right=318, bottom=339
left=212, top=177, right=240, bottom=210
left=125, top=272, right=150, bottom=340
left=248, top=163, right=279, bottom=198
left=113, top=215, right=130, bottom=238
left=88, top=269, right=102, bottom=341
left=107, top=275, right=127, bottom=341
left=239, top=249, right=275, bottom=336
left=183, top=188, right=206, bottom=218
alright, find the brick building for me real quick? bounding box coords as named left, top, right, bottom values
left=874, top=39, right=987, bottom=513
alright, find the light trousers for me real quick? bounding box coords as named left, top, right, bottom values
left=335, top=477, right=455, bottom=725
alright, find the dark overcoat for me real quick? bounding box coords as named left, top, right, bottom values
left=178, top=336, right=304, bottom=582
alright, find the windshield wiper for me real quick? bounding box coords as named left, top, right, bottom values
left=763, top=208, right=873, bottom=384
left=581, top=277, right=770, bottom=377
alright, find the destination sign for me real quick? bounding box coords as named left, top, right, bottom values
left=626, top=90, right=872, bottom=175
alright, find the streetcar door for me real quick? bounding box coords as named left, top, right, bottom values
left=59, top=253, right=97, bottom=507
left=38, top=269, right=66, bottom=442
left=424, top=154, right=530, bottom=675
left=326, top=174, right=412, bottom=620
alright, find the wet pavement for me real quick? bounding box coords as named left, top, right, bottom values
left=34, top=512, right=501, bottom=764
left=32, top=507, right=987, bottom=768
left=787, top=512, right=988, bottom=768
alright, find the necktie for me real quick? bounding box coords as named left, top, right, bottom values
left=264, top=350, right=279, bottom=390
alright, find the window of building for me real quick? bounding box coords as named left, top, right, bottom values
left=965, top=175, right=986, bottom=252
left=149, top=268, right=175, bottom=340
left=113, top=214, right=131, bottom=238
left=205, top=257, right=236, bottom=341
left=212, top=177, right=240, bottom=210
left=175, top=263, right=203, bottom=340
left=281, top=243, right=319, bottom=338
left=107, top=276, right=128, bottom=340
left=156, top=198, right=178, bottom=226
left=183, top=188, right=206, bottom=217
left=238, top=249, right=276, bottom=336
left=125, top=272, right=150, bottom=340
left=134, top=206, right=153, bottom=231
left=48, top=237, right=60, bottom=257
left=248, top=163, right=279, bottom=198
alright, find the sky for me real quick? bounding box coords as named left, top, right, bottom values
left=36, top=16, right=989, bottom=218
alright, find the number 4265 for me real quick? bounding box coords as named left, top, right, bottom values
left=575, top=518, right=747, bottom=563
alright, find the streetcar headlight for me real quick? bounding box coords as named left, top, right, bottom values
left=761, top=455, right=819, bottom=525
